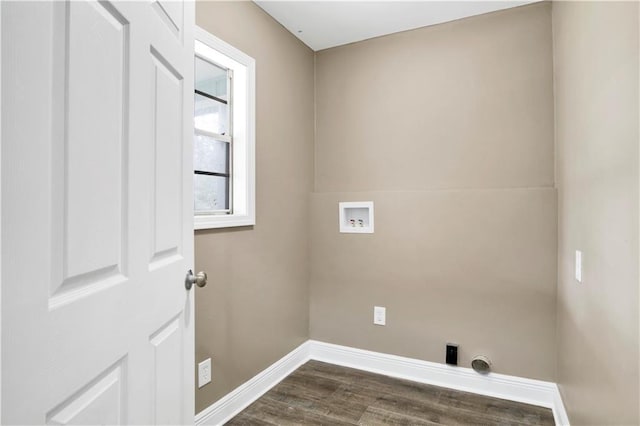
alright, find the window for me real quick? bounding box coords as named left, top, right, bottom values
left=193, top=27, right=255, bottom=229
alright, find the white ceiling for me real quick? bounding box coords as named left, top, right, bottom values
left=254, top=1, right=540, bottom=51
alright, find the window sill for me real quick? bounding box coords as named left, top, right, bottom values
left=194, top=214, right=255, bottom=230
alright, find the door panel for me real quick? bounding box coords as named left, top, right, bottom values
left=151, top=0, right=184, bottom=40
left=46, top=360, right=126, bottom=426
left=150, top=48, right=183, bottom=267
left=51, top=0, right=129, bottom=307
left=63, top=0, right=127, bottom=281
left=150, top=316, right=183, bottom=424
left=1, top=1, right=195, bottom=424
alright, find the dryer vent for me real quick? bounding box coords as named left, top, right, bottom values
left=471, top=355, right=492, bottom=374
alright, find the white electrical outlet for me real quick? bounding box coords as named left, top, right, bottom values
left=374, top=306, right=386, bottom=326
left=575, top=250, right=582, bottom=283
left=198, top=358, right=211, bottom=388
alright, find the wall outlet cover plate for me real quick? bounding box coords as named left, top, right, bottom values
left=198, top=358, right=212, bottom=388
left=373, top=306, right=386, bottom=325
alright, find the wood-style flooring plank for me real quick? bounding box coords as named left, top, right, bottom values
left=225, top=360, right=555, bottom=426
left=226, top=396, right=355, bottom=426
left=358, top=406, right=441, bottom=426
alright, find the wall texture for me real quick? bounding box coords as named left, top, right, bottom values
left=553, top=2, right=639, bottom=424
left=311, top=3, right=558, bottom=381
left=194, top=1, right=314, bottom=414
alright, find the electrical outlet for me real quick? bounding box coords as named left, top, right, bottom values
left=198, top=358, right=211, bottom=388
left=446, top=343, right=458, bottom=365
left=373, top=306, right=386, bottom=326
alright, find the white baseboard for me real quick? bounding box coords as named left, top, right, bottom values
left=552, top=385, right=571, bottom=426
left=194, top=341, right=311, bottom=426
left=195, top=339, right=569, bottom=426
left=308, top=340, right=569, bottom=426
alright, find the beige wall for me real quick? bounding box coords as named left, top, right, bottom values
left=553, top=2, right=639, bottom=424
left=194, top=2, right=640, bottom=422
left=194, top=1, right=314, bottom=414
left=315, top=3, right=554, bottom=193
left=311, top=3, right=558, bottom=381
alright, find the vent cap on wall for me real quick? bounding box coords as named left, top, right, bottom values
left=471, top=355, right=491, bottom=374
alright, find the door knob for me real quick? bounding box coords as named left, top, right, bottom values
left=185, top=269, right=207, bottom=290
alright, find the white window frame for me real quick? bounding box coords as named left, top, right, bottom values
left=194, top=26, right=255, bottom=230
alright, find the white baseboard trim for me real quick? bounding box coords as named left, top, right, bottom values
left=195, top=339, right=569, bottom=426
left=552, top=385, right=571, bottom=426
left=194, top=341, right=311, bottom=426
left=308, top=340, right=569, bottom=426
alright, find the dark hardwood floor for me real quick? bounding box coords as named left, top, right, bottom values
left=226, top=360, right=555, bottom=426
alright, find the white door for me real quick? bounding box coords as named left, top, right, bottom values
left=1, top=1, right=195, bottom=424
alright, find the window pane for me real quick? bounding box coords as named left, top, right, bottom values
left=194, top=174, right=229, bottom=212
left=194, top=134, right=229, bottom=174
left=195, top=93, right=228, bottom=135
left=195, top=57, right=227, bottom=100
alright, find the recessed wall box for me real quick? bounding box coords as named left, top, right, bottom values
left=446, top=343, right=458, bottom=365
left=339, top=201, right=374, bottom=233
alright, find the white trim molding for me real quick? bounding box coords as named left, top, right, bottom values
left=195, top=340, right=569, bottom=426
left=195, top=341, right=311, bottom=426
left=193, top=26, right=256, bottom=230
left=309, top=341, right=569, bottom=426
